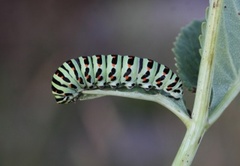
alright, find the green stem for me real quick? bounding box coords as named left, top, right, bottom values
left=172, top=0, right=222, bottom=165
left=172, top=123, right=207, bottom=166
left=83, top=89, right=190, bottom=126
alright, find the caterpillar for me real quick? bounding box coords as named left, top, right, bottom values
left=51, top=55, right=183, bottom=104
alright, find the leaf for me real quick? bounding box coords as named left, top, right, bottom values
left=209, top=0, right=240, bottom=119
left=173, top=20, right=203, bottom=92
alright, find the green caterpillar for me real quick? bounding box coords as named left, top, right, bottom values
left=51, top=55, right=183, bottom=104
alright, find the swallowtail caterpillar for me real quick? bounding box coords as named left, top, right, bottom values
left=51, top=55, right=183, bottom=104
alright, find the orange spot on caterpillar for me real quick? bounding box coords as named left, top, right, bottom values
left=110, top=75, right=115, bottom=80
left=142, top=78, right=147, bottom=81
left=167, top=87, right=172, bottom=90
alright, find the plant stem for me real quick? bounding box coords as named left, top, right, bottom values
left=83, top=89, right=190, bottom=125
left=172, top=0, right=222, bottom=165
left=172, top=122, right=207, bottom=166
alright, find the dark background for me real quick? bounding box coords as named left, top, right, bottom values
left=1, top=0, right=240, bottom=165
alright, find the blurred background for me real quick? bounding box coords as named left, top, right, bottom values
left=1, top=0, right=239, bottom=165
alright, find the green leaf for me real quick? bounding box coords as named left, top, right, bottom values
left=209, top=0, right=240, bottom=124
left=173, top=20, right=203, bottom=92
